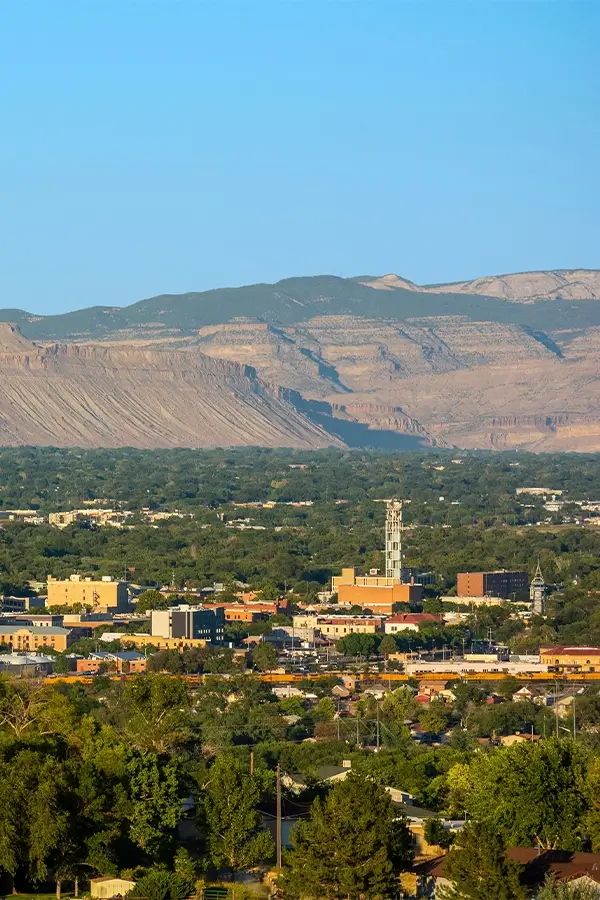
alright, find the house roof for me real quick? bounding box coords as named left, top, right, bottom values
left=417, top=849, right=600, bottom=886
left=316, top=765, right=348, bottom=780
left=387, top=613, right=439, bottom=624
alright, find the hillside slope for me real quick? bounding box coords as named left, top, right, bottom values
left=3, top=268, right=600, bottom=452
left=0, top=325, right=351, bottom=449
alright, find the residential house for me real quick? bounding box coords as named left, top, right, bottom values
left=513, top=685, right=546, bottom=704
left=499, top=733, right=541, bottom=747
left=414, top=849, right=600, bottom=897
left=384, top=613, right=441, bottom=634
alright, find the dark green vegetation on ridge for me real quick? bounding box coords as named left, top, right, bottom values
left=4, top=274, right=600, bottom=341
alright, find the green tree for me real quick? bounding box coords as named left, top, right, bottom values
left=449, top=740, right=588, bottom=850
left=129, top=866, right=194, bottom=900
left=127, top=752, right=185, bottom=859
left=379, top=634, right=397, bottom=659
left=438, top=822, right=525, bottom=900
left=423, top=818, right=455, bottom=851
left=313, top=697, right=336, bottom=722
left=135, top=590, right=170, bottom=614
left=200, top=755, right=274, bottom=876
left=251, top=641, right=278, bottom=672
left=536, top=877, right=600, bottom=900
left=281, top=774, right=413, bottom=899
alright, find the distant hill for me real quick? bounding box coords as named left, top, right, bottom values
left=4, top=270, right=600, bottom=343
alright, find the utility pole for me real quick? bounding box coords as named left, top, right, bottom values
left=376, top=700, right=380, bottom=751
left=356, top=716, right=360, bottom=747
left=276, top=763, right=282, bottom=871
left=250, top=750, right=254, bottom=776
left=573, top=695, right=577, bottom=741
left=555, top=681, right=559, bottom=739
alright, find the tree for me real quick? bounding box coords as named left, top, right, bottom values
left=438, top=822, right=526, bottom=900
left=313, top=697, right=335, bottom=722
left=135, top=590, right=170, bottom=614
left=130, top=864, right=194, bottom=900
left=200, top=755, right=274, bottom=876
left=536, top=877, right=600, bottom=900
left=107, top=675, right=195, bottom=754
left=126, top=752, right=185, bottom=860
left=281, top=774, right=413, bottom=899
left=251, top=641, right=278, bottom=672
left=423, top=818, right=455, bottom=851
left=447, top=740, right=588, bottom=850
left=379, top=634, right=397, bottom=659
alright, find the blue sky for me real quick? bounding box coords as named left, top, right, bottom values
left=1, top=0, right=598, bottom=315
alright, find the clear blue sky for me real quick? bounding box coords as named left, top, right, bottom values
left=1, top=0, right=598, bottom=315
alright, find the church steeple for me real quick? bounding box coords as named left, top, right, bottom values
left=530, top=559, right=546, bottom=615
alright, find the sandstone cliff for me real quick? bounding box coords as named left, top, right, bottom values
left=362, top=269, right=600, bottom=302
left=4, top=267, right=600, bottom=452
left=0, top=325, right=343, bottom=449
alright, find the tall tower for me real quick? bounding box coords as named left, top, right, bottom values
left=385, top=499, right=404, bottom=582
left=530, top=560, right=546, bottom=615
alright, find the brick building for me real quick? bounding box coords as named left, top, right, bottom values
left=456, top=570, right=528, bottom=599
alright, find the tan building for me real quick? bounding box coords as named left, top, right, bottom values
left=102, top=631, right=210, bottom=651
left=47, top=575, right=128, bottom=612
left=332, top=568, right=423, bottom=613
left=540, top=645, right=600, bottom=672
left=0, top=624, right=73, bottom=652
left=90, top=877, right=136, bottom=899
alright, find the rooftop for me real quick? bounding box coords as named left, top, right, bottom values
left=387, top=613, right=439, bottom=624
left=0, top=625, right=71, bottom=635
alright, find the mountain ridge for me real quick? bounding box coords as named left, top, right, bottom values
left=2, top=267, right=600, bottom=452
left=3, top=268, right=600, bottom=343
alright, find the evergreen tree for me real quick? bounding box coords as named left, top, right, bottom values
left=437, top=822, right=525, bottom=900
left=281, top=773, right=413, bottom=899
left=379, top=634, right=397, bottom=659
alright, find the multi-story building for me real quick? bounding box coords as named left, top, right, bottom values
left=151, top=605, right=225, bottom=644
left=0, top=595, right=46, bottom=613
left=213, top=604, right=269, bottom=623
left=331, top=568, right=423, bottom=613
left=47, top=575, right=129, bottom=612
left=0, top=624, right=73, bottom=652
left=540, top=645, right=600, bottom=672
left=456, top=570, right=528, bottom=599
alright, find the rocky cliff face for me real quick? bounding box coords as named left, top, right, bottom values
left=362, top=269, right=600, bottom=302
left=4, top=268, right=600, bottom=452
left=0, top=326, right=343, bottom=449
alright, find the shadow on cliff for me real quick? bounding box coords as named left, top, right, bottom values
left=285, top=391, right=434, bottom=450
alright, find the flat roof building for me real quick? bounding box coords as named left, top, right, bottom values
left=457, top=571, right=529, bottom=600
left=331, top=568, right=423, bottom=613
left=151, top=605, right=225, bottom=644
left=47, top=575, right=129, bottom=613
